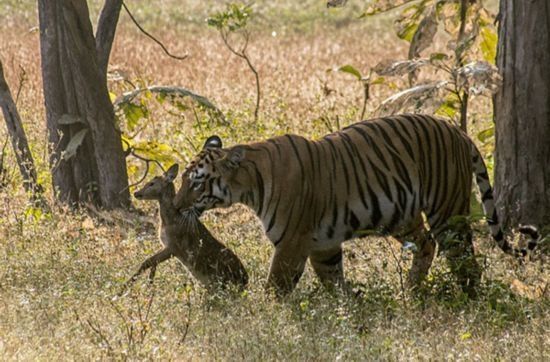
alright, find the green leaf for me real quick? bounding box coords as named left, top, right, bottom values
left=398, top=22, right=419, bottom=42
left=429, top=52, right=449, bottom=62
left=370, top=76, right=386, bottom=85
left=63, top=129, right=88, bottom=160
left=338, top=65, right=362, bottom=80
left=480, top=26, right=497, bottom=64
left=206, top=3, right=253, bottom=32
left=132, top=141, right=178, bottom=164
left=120, top=102, right=149, bottom=132
left=435, top=93, right=460, bottom=118
left=114, top=86, right=226, bottom=126
left=477, top=126, right=494, bottom=143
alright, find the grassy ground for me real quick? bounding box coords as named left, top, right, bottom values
left=0, top=0, right=548, bottom=360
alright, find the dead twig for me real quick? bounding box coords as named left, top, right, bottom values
left=381, top=237, right=406, bottom=298
left=122, top=1, right=188, bottom=61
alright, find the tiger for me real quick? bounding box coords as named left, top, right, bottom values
left=174, top=114, right=539, bottom=297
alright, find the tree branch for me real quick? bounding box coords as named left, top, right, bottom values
left=0, top=58, right=47, bottom=207
left=95, top=0, right=123, bottom=80
left=122, top=2, right=188, bottom=61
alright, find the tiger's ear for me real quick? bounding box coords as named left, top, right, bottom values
left=226, top=147, right=245, bottom=168
left=203, top=135, right=223, bottom=149
left=164, top=164, right=179, bottom=182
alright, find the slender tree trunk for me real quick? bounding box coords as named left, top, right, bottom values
left=38, top=0, right=130, bottom=209
left=0, top=59, right=45, bottom=202
left=494, top=1, right=550, bottom=228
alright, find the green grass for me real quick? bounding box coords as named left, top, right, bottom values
left=0, top=206, right=548, bottom=359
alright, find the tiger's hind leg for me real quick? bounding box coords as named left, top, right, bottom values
left=395, top=218, right=435, bottom=289
left=408, top=234, right=436, bottom=289
left=309, top=245, right=346, bottom=290
left=429, top=212, right=482, bottom=298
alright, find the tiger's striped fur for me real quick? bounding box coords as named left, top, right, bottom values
left=175, top=114, right=539, bottom=296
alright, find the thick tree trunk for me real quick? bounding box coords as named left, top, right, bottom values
left=0, top=59, right=45, bottom=201
left=38, top=0, right=130, bottom=209
left=494, top=1, right=550, bottom=228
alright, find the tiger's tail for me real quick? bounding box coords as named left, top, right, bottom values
left=470, top=143, right=539, bottom=257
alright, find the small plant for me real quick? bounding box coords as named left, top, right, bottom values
left=328, top=65, right=385, bottom=121
left=109, top=75, right=227, bottom=188
left=207, top=3, right=261, bottom=122
left=330, top=0, right=500, bottom=136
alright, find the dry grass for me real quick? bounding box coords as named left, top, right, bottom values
left=0, top=1, right=548, bottom=360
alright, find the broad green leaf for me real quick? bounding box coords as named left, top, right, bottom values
left=338, top=65, right=362, bottom=80
left=62, top=129, right=88, bottom=160
left=477, top=126, right=494, bottom=143
left=398, top=22, right=419, bottom=42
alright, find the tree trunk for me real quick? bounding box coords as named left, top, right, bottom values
left=38, top=0, right=130, bottom=209
left=494, top=1, right=550, bottom=228
left=0, top=59, right=45, bottom=203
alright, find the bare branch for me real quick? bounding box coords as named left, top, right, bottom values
left=220, top=30, right=260, bottom=121
left=14, top=65, right=27, bottom=106
left=122, top=2, right=188, bottom=61
left=0, top=57, right=47, bottom=207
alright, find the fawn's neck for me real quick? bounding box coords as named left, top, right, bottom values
left=157, top=184, right=178, bottom=225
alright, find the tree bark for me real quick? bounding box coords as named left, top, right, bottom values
left=494, top=0, right=550, bottom=228
left=0, top=59, right=45, bottom=201
left=95, top=0, right=123, bottom=80
left=38, top=0, right=130, bottom=209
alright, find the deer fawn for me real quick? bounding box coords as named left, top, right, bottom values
left=124, top=164, right=248, bottom=291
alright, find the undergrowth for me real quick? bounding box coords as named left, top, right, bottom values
left=0, top=0, right=547, bottom=359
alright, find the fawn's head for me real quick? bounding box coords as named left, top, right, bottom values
left=134, top=164, right=179, bottom=200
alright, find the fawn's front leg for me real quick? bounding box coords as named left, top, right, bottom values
left=121, top=248, right=173, bottom=293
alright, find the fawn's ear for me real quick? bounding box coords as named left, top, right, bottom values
left=164, top=164, right=179, bottom=182
left=203, top=135, right=222, bottom=149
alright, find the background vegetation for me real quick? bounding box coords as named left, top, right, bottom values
left=0, top=0, right=547, bottom=359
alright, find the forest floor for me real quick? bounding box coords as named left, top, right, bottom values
left=0, top=0, right=548, bottom=360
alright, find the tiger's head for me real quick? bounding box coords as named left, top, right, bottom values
left=174, top=135, right=246, bottom=215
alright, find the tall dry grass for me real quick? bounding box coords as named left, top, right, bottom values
left=0, top=1, right=548, bottom=360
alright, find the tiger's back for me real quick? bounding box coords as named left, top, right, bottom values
left=257, top=115, right=473, bottom=249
